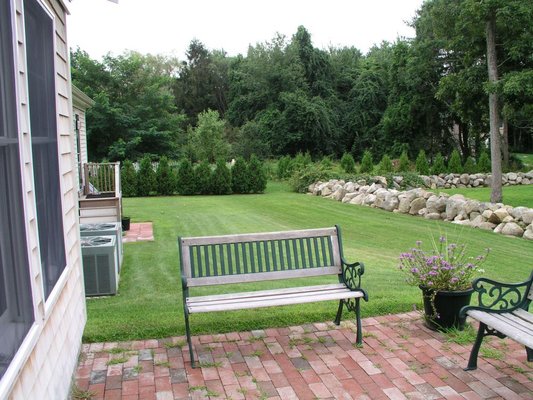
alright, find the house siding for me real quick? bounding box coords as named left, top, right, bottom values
left=1, top=0, right=87, bottom=398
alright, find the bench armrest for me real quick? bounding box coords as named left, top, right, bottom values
left=460, top=271, right=533, bottom=318
left=341, top=258, right=368, bottom=300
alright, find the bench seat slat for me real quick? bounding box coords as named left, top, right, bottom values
left=471, top=311, right=531, bottom=337
left=514, top=308, right=533, bottom=324
left=188, top=283, right=349, bottom=303
left=467, top=310, right=533, bottom=348
left=186, top=266, right=342, bottom=287
left=187, top=286, right=364, bottom=313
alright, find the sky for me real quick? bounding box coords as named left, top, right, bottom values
left=67, top=0, right=425, bottom=60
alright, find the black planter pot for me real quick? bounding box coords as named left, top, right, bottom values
left=121, top=216, right=131, bottom=231
left=420, top=286, right=473, bottom=331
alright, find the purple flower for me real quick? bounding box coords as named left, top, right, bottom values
left=450, top=277, right=459, bottom=283
left=410, top=267, right=420, bottom=274
left=439, top=236, right=446, bottom=243
left=429, top=270, right=438, bottom=276
left=427, top=281, right=434, bottom=286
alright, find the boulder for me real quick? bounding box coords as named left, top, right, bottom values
left=368, top=183, right=382, bottom=194
left=409, top=198, right=427, bottom=215
left=493, top=208, right=510, bottom=222
left=425, top=212, right=441, bottom=220
left=332, top=188, right=346, bottom=201
left=349, top=194, right=366, bottom=205
left=507, top=172, right=518, bottom=181
left=460, top=174, right=470, bottom=185
left=501, top=222, right=524, bottom=237
left=510, top=206, right=528, bottom=220
left=321, top=187, right=332, bottom=197
left=478, top=222, right=497, bottom=231
left=523, top=226, right=533, bottom=240
left=464, top=200, right=481, bottom=215
left=522, top=210, right=533, bottom=225
left=445, top=194, right=467, bottom=220
left=494, top=223, right=505, bottom=234
left=363, top=194, right=376, bottom=205
left=344, top=182, right=356, bottom=193
left=426, top=195, right=447, bottom=214
left=342, top=192, right=358, bottom=203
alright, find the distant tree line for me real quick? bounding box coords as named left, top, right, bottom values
left=71, top=0, right=532, bottom=168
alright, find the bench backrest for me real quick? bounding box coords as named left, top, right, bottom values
left=179, top=227, right=343, bottom=287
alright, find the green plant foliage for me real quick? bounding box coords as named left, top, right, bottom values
left=155, top=156, right=176, bottom=196
left=340, top=152, right=356, bottom=173
left=431, top=153, right=447, bottom=175
left=359, top=150, right=373, bottom=174
left=288, top=163, right=331, bottom=193
left=231, top=157, right=250, bottom=194
left=137, top=155, right=156, bottom=196
left=377, top=154, right=393, bottom=174
left=194, top=160, right=212, bottom=195
left=477, top=151, right=491, bottom=173
left=448, top=149, right=463, bottom=173
left=415, top=150, right=430, bottom=175
left=463, top=157, right=476, bottom=174
left=177, top=159, right=196, bottom=195
left=211, top=159, right=232, bottom=195
left=277, top=156, right=292, bottom=180
left=121, top=160, right=137, bottom=197
left=291, top=152, right=312, bottom=172
left=397, top=151, right=410, bottom=172
left=190, top=110, right=230, bottom=163
left=320, top=156, right=333, bottom=169
left=248, top=155, right=267, bottom=193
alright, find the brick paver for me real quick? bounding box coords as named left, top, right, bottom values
left=122, top=222, right=154, bottom=243
left=75, top=312, right=533, bottom=399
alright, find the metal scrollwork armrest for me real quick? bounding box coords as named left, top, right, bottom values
left=341, top=258, right=368, bottom=301
left=460, top=271, right=533, bottom=318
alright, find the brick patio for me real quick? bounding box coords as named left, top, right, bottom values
left=75, top=312, right=533, bottom=399
left=122, top=222, right=154, bottom=243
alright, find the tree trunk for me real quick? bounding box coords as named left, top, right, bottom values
left=502, top=117, right=509, bottom=167
left=486, top=12, right=502, bottom=203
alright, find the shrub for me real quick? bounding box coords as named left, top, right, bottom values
left=211, top=159, right=231, bottom=195
left=277, top=156, right=292, bottom=180
left=477, top=151, right=491, bottom=173
left=291, top=151, right=312, bottom=172
left=231, top=157, right=250, bottom=194
left=448, top=149, right=463, bottom=173
left=194, top=160, right=212, bottom=195
left=121, top=160, right=137, bottom=197
left=248, top=155, right=267, bottom=193
left=431, top=153, right=446, bottom=175
left=377, top=154, right=393, bottom=174
left=320, top=155, right=333, bottom=169
left=415, top=150, right=430, bottom=175
left=397, top=151, right=410, bottom=172
left=155, top=156, right=176, bottom=196
left=360, top=150, right=373, bottom=173
left=288, top=163, right=331, bottom=193
left=340, top=152, right=356, bottom=173
left=177, top=159, right=196, bottom=195
left=463, top=157, right=476, bottom=174
left=137, top=155, right=156, bottom=196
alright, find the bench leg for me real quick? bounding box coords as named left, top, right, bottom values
left=354, top=298, right=363, bottom=346
left=526, top=347, right=533, bottom=362
left=465, top=322, right=487, bottom=371
left=334, top=300, right=344, bottom=325
left=184, top=311, right=195, bottom=368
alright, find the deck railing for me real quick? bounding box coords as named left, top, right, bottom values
left=83, top=162, right=121, bottom=197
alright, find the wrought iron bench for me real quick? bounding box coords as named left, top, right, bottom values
left=179, top=225, right=368, bottom=367
left=460, top=270, right=533, bottom=371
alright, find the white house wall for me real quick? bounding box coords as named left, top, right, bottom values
left=1, top=0, right=87, bottom=398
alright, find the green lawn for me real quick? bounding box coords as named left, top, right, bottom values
left=435, top=185, right=533, bottom=208
left=83, top=182, right=533, bottom=342
left=515, top=153, right=533, bottom=170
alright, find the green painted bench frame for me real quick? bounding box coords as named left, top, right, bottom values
left=179, top=225, right=368, bottom=367
left=460, top=270, right=533, bottom=371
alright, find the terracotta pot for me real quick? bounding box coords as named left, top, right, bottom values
left=419, top=286, right=473, bottom=331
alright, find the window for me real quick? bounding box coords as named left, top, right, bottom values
left=0, top=0, right=35, bottom=379
left=25, top=0, right=66, bottom=299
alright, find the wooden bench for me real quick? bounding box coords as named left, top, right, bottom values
left=460, top=270, right=533, bottom=371
left=179, top=225, right=368, bottom=367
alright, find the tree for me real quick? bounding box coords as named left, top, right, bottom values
left=121, top=160, right=137, bottom=197
left=156, top=156, right=176, bottom=195
left=397, top=151, right=410, bottom=172
left=189, top=109, right=230, bottom=163
left=177, top=159, right=196, bottom=195
left=137, top=155, right=156, bottom=196
left=415, top=150, right=430, bottom=175
left=477, top=151, right=491, bottom=173
left=194, top=160, right=213, bottom=195
left=448, top=149, right=463, bottom=173
left=211, top=159, right=232, bottom=195
left=431, top=153, right=446, bottom=175
left=377, top=154, right=393, bottom=174
left=248, top=155, right=267, bottom=193
left=340, top=153, right=356, bottom=173
left=231, top=157, right=250, bottom=194
left=360, top=150, right=374, bottom=173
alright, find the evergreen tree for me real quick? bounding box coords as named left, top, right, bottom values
left=477, top=151, right=491, bottom=173
left=177, top=159, right=196, bottom=195
left=360, top=150, right=374, bottom=174
left=211, top=159, right=232, bottom=195
left=156, top=156, right=176, bottom=195
left=248, top=154, right=267, bottom=193
left=231, top=157, right=250, bottom=194
left=340, top=152, right=356, bottom=173
left=448, top=149, right=463, bottom=173
left=377, top=154, right=393, bottom=174
left=415, top=150, right=430, bottom=175
left=121, top=160, right=137, bottom=197
left=194, top=160, right=212, bottom=195
left=431, top=153, right=446, bottom=175
left=463, top=157, right=476, bottom=174
left=397, top=151, right=410, bottom=172
left=137, top=155, right=156, bottom=196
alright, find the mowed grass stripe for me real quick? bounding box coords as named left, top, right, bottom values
left=83, top=182, right=533, bottom=342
